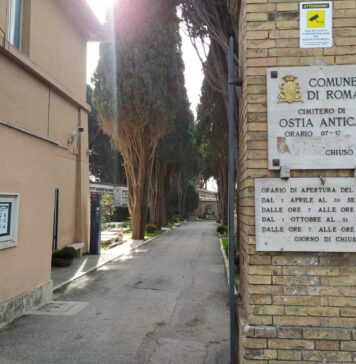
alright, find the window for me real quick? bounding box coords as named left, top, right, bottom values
left=0, top=194, right=19, bottom=250
left=8, top=0, right=23, bottom=50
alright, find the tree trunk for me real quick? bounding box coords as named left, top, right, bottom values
left=177, top=173, right=188, bottom=219
left=118, top=127, right=158, bottom=240
left=217, top=162, right=228, bottom=225
left=162, top=168, right=171, bottom=225
left=149, top=160, right=168, bottom=229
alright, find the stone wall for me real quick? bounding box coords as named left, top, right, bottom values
left=230, top=0, right=356, bottom=362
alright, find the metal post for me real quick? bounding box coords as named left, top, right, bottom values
left=90, top=192, right=102, bottom=255
left=228, top=35, right=237, bottom=364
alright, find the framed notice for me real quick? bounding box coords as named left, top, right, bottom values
left=300, top=1, right=332, bottom=48
left=0, top=194, right=19, bottom=249
left=0, top=203, right=12, bottom=236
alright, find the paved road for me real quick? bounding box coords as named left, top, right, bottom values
left=0, top=222, right=229, bottom=364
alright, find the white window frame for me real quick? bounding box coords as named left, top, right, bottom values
left=8, top=0, right=23, bottom=50
left=0, top=194, right=19, bottom=250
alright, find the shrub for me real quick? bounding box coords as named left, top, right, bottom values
left=101, top=192, right=115, bottom=225
left=146, top=224, right=157, bottom=233
left=52, top=246, right=76, bottom=260
left=121, top=219, right=131, bottom=229
left=217, top=225, right=227, bottom=235
left=113, top=206, right=130, bottom=222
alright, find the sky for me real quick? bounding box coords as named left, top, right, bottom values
left=85, top=0, right=204, bottom=115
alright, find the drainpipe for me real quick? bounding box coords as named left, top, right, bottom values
left=228, top=35, right=243, bottom=364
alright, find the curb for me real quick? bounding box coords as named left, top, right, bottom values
left=219, top=237, right=238, bottom=295
left=53, top=224, right=181, bottom=292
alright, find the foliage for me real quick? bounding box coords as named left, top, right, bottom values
left=113, top=206, right=130, bottom=222
left=217, top=225, right=227, bottom=235
left=101, top=193, right=115, bottom=225
left=180, top=0, right=236, bottom=101
left=87, top=86, right=126, bottom=185
left=94, top=0, right=184, bottom=239
left=146, top=224, right=158, bottom=233
left=52, top=246, right=76, bottom=260
left=196, top=58, right=229, bottom=224
left=185, top=183, right=199, bottom=215
left=121, top=219, right=131, bottom=229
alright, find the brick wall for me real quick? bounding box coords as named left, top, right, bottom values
left=230, top=0, right=356, bottom=362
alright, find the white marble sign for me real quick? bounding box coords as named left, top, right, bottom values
left=256, top=178, right=356, bottom=252
left=267, top=65, right=356, bottom=170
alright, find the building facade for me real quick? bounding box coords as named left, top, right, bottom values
left=194, top=188, right=219, bottom=220
left=229, top=0, right=356, bottom=361
left=0, top=0, right=102, bottom=326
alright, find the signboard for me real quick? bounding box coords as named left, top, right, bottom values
left=113, top=187, right=128, bottom=207
left=267, top=65, right=356, bottom=170
left=256, top=178, right=356, bottom=252
left=300, top=2, right=332, bottom=48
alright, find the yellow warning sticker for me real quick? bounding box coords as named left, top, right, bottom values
left=307, top=10, right=325, bottom=28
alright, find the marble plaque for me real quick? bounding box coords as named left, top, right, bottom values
left=256, top=178, right=356, bottom=252
left=267, top=65, right=356, bottom=170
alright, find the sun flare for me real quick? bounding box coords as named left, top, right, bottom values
left=86, top=0, right=115, bottom=24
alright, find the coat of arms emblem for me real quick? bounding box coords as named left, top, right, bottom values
left=278, top=75, right=303, bottom=104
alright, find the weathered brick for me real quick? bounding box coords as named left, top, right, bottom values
left=315, top=340, right=339, bottom=351
left=303, top=328, right=351, bottom=340
left=249, top=315, right=273, bottom=326
left=243, top=338, right=268, bottom=349
left=336, top=55, right=356, bottom=64
left=249, top=284, right=283, bottom=295
left=247, top=39, right=276, bottom=49
left=245, top=348, right=278, bottom=360
left=253, top=305, right=285, bottom=316
left=272, top=255, right=319, bottom=266
left=246, top=49, right=269, bottom=58
left=275, top=20, right=298, bottom=30
left=246, top=13, right=269, bottom=21
left=246, top=31, right=269, bottom=40
left=303, top=350, right=352, bottom=362
left=268, top=339, right=314, bottom=350
left=254, top=326, right=277, bottom=338
left=249, top=254, right=270, bottom=265
left=285, top=306, right=340, bottom=317
left=334, top=0, right=356, bottom=9
left=273, top=316, right=321, bottom=327
left=250, top=294, right=273, bottom=305
left=341, top=307, right=356, bottom=317
left=340, top=341, right=356, bottom=351
left=276, top=3, right=298, bottom=11
left=321, top=317, right=356, bottom=328
left=269, top=30, right=299, bottom=39
left=277, top=327, right=302, bottom=339
left=273, top=296, right=320, bottom=306
left=246, top=21, right=276, bottom=31
left=335, top=36, right=356, bottom=46
left=278, top=349, right=302, bottom=360
left=246, top=58, right=277, bottom=67
left=329, top=297, right=356, bottom=307
left=249, top=265, right=282, bottom=275
left=273, top=275, right=320, bottom=286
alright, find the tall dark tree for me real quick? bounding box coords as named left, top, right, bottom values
left=180, top=0, right=236, bottom=103
left=87, top=86, right=126, bottom=185
left=93, top=0, right=183, bottom=239
left=197, top=60, right=228, bottom=225
left=149, top=84, right=199, bottom=226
